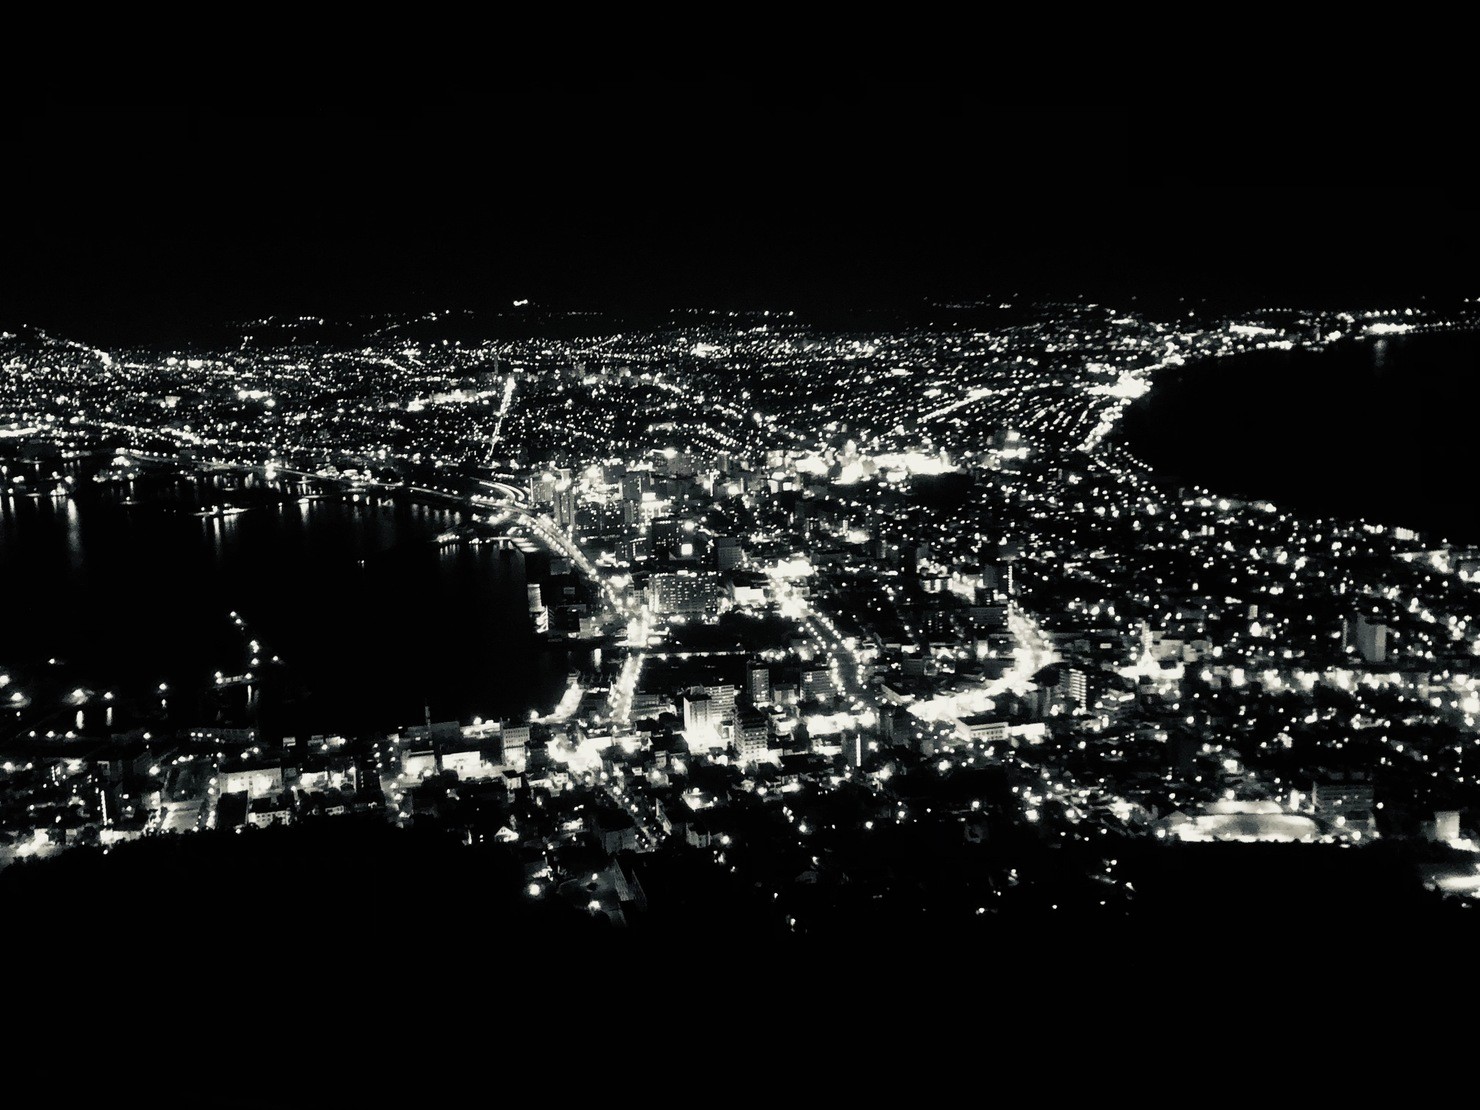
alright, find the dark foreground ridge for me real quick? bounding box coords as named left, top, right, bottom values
left=2, top=806, right=1468, bottom=1083
left=0, top=818, right=599, bottom=947
left=2, top=816, right=1467, bottom=953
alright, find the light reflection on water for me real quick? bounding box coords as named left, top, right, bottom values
left=0, top=463, right=571, bottom=734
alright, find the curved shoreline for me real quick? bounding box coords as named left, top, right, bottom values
left=0, top=459, right=571, bottom=738
left=1115, top=330, right=1480, bottom=546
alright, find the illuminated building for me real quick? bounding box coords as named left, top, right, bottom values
left=801, top=667, right=836, bottom=702
left=736, top=708, right=771, bottom=762
left=1430, top=811, right=1461, bottom=841
left=631, top=692, right=672, bottom=717
left=729, top=574, right=767, bottom=607
left=682, top=691, right=716, bottom=734
left=188, top=726, right=258, bottom=745
left=442, top=747, right=500, bottom=781
left=714, top=534, right=740, bottom=572
left=653, top=519, right=682, bottom=557
left=219, top=762, right=284, bottom=799
left=246, top=795, right=291, bottom=828
left=1059, top=666, right=1088, bottom=709
left=528, top=583, right=549, bottom=634
left=402, top=748, right=437, bottom=779
left=1310, top=775, right=1376, bottom=830
left=747, top=660, right=772, bottom=707
left=620, top=471, right=649, bottom=502
left=702, top=683, right=737, bottom=723
left=399, top=719, right=461, bottom=745
left=554, top=487, right=576, bottom=530
left=500, top=722, right=530, bottom=768
left=955, top=715, right=1008, bottom=744
left=646, top=570, right=721, bottom=617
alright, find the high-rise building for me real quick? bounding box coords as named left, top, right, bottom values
left=682, top=691, right=716, bottom=735
left=621, top=471, right=649, bottom=502
left=653, top=519, right=681, bottom=556
left=736, top=708, right=770, bottom=763
left=1059, top=666, right=1087, bottom=710
left=714, top=535, right=741, bottom=572
left=528, top=584, right=548, bottom=634
left=500, top=722, right=530, bottom=768
left=702, top=683, right=737, bottom=725
left=554, top=487, right=576, bottom=531
left=801, top=666, right=836, bottom=702
left=746, top=661, right=772, bottom=707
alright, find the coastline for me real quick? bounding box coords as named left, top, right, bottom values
left=1117, top=329, right=1480, bottom=547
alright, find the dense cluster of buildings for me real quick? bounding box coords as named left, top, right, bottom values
left=5, top=298, right=1480, bottom=924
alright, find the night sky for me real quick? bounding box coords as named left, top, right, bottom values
left=6, top=85, right=1475, bottom=336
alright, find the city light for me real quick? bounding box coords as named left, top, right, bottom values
left=3, top=253, right=1478, bottom=950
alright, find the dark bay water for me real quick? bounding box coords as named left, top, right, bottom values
left=0, top=463, right=571, bottom=738
left=1120, top=330, right=1480, bottom=545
